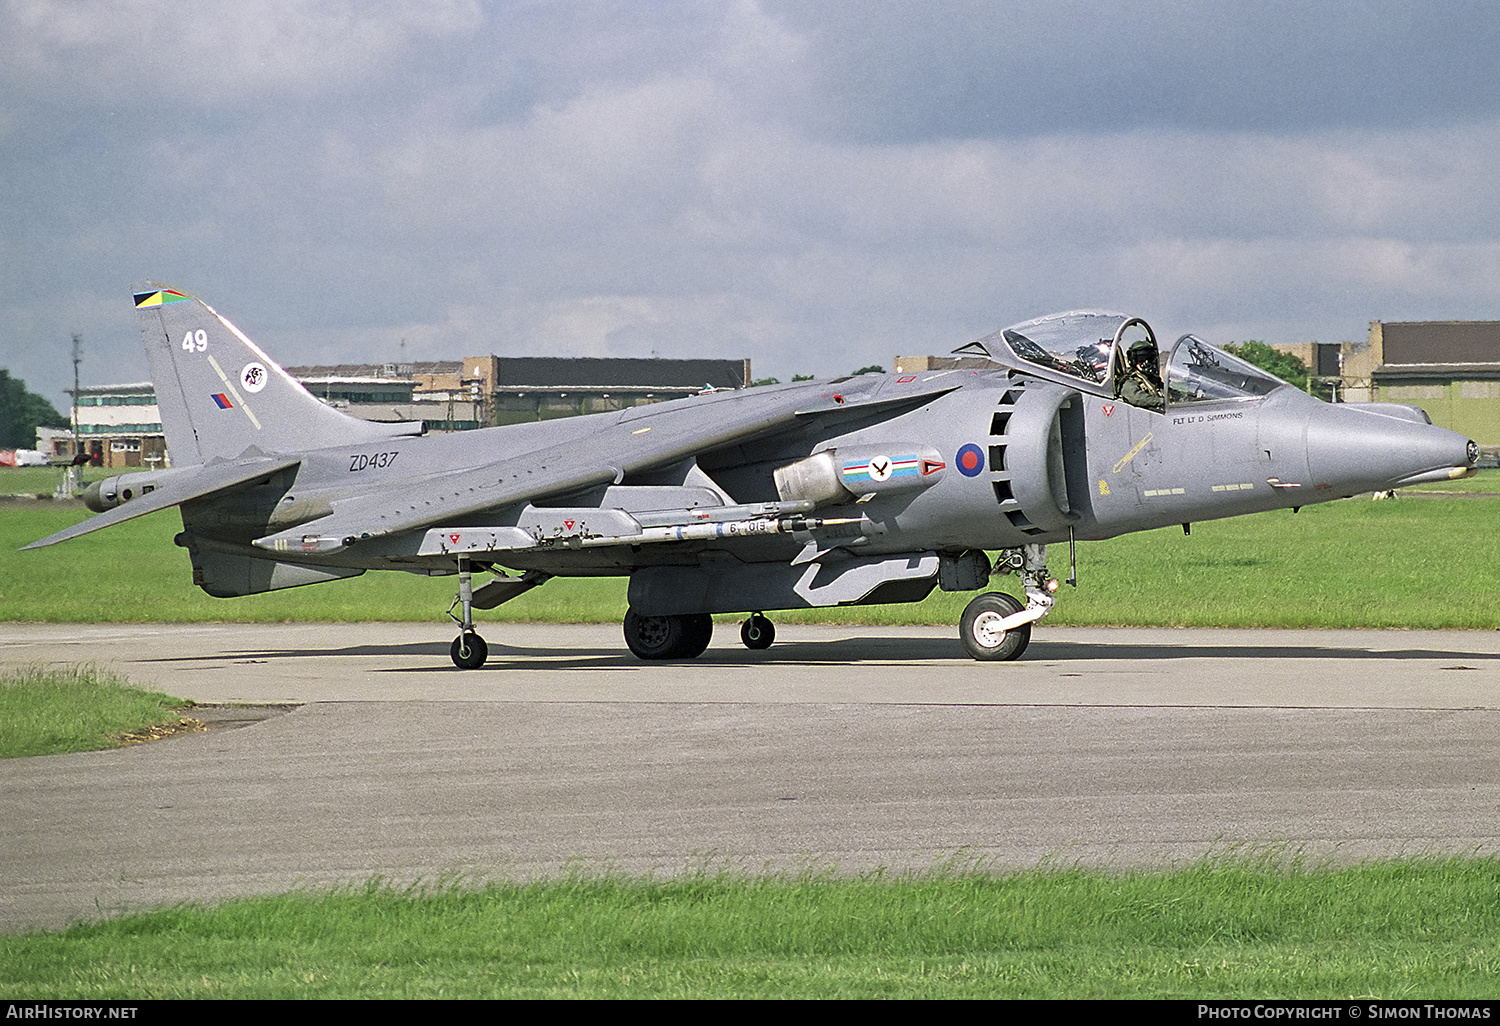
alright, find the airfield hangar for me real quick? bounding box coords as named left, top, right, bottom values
left=55, top=355, right=752, bottom=469
left=1347, top=321, right=1500, bottom=448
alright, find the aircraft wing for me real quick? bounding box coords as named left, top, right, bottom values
left=22, top=454, right=303, bottom=550
left=254, top=379, right=960, bottom=554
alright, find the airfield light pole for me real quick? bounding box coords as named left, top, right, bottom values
left=67, top=333, right=82, bottom=495
left=70, top=334, right=81, bottom=454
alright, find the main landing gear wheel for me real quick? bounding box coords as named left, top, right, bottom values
left=740, top=613, right=775, bottom=650
left=959, top=592, right=1031, bottom=662
left=451, top=631, right=488, bottom=669
left=623, top=610, right=713, bottom=660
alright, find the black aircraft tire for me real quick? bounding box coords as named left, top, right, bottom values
left=680, top=613, right=714, bottom=658
left=624, top=610, right=710, bottom=660
left=451, top=631, right=488, bottom=669
left=959, top=592, right=1031, bottom=662
left=740, top=614, right=775, bottom=650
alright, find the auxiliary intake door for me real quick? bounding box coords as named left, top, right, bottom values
left=991, top=382, right=1085, bottom=535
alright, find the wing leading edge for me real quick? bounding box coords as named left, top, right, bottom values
left=22, top=454, right=303, bottom=550
left=253, top=379, right=963, bottom=555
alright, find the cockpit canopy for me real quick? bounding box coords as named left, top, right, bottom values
left=958, top=310, right=1290, bottom=409
left=967, top=311, right=1147, bottom=391
left=1163, top=334, right=1287, bottom=405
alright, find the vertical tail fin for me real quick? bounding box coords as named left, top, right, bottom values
left=132, top=282, right=421, bottom=466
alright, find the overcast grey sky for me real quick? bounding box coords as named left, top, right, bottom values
left=4, top=0, right=1500, bottom=408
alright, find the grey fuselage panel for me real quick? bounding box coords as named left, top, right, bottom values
left=167, top=370, right=1475, bottom=588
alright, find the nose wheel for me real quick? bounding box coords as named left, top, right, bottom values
left=959, top=592, right=1031, bottom=661
left=740, top=613, right=775, bottom=650
left=958, top=544, right=1060, bottom=662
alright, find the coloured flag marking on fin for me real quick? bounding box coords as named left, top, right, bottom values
left=211, top=393, right=233, bottom=409
left=134, top=289, right=192, bottom=307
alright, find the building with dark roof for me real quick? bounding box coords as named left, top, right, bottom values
left=61, top=354, right=756, bottom=467
left=891, top=354, right=995, bottom=374
left=480, top=356, right=751, bottom=423
left=1345, top=321, right=1500, bottom=445
left=284, top=355, right=752, bottom=427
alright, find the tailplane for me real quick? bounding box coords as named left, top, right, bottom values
left=133, top=282, right=422, bottom=465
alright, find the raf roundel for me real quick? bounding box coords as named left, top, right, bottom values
left=956, top=442, right=985, bottom=477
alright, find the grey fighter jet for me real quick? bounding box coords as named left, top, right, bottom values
left=25, top=286, right=1479, bottom=667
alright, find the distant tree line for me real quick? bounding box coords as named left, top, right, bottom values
left=750, top=365, right=884, bottom=387
left=0, top=370, right=68, bottom=449
left=1221, top=341, right=1310, bottom=388
left=1222, top=341, right=1344, bottom=401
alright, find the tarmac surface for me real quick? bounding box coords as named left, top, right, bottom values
left=3, top=621, right=1500, bottom=934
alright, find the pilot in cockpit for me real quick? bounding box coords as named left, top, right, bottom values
left=1117, top=340, right=1165, bottom=411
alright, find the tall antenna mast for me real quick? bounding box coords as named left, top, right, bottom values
left=70, top=333, right=82, bottom=458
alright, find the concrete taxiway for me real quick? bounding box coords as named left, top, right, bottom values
left=2, top=622, right=1499, bottom=933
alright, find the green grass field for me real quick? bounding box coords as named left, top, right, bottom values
left=5, top=490, right=1500, bottom=628
left=0, top=465, right=123, bottom=497
left=0, top=665, right=190, bottom=758
left=1402, top=467, right=1500, bottom=493
left=3, top=859, right=1498, bottom=998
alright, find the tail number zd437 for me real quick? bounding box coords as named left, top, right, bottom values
left=350, top=452, right=399, bottom=472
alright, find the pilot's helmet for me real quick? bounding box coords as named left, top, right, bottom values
left=1128, top=340, right=1157, bottom=366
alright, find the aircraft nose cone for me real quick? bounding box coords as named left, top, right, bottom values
left=1304, top=403, right=1476, bottom=492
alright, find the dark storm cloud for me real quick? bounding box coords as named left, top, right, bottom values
left=768, top=0, right=1500, bottom=141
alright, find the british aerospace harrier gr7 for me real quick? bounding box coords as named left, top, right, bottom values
left=25, top=286, right=1478, bottom=667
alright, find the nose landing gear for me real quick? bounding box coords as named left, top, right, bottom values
left=959, top=592, right=1031, bottom=660
left=960, top=543, right=1059, bottom=661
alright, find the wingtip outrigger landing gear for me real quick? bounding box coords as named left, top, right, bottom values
left=451, top=630, right=488, bottom=669
left=959, top=543, right=1060, bottom=661
left=448, top=557, right=488, bottom=669
left=740, top=612, right=775, bottom=650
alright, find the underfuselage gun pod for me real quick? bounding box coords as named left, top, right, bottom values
left=833, top=444, right=948, bottom=498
